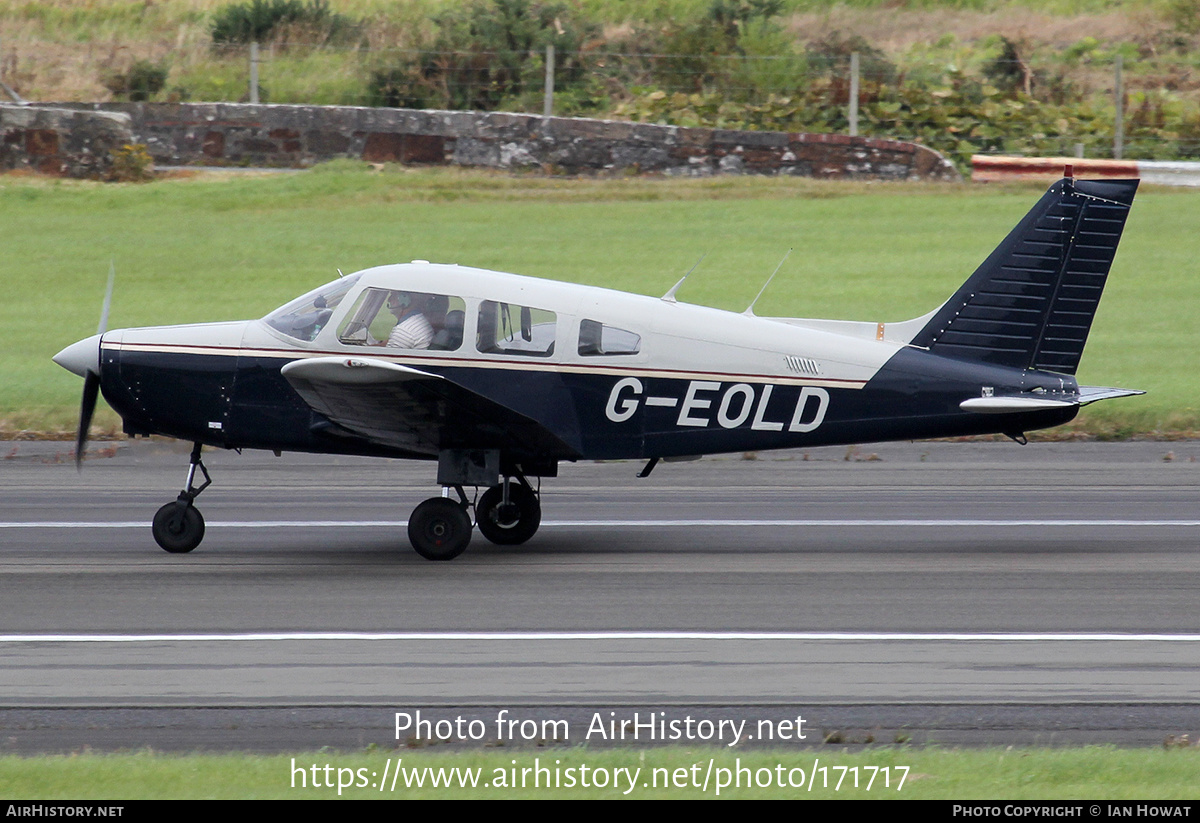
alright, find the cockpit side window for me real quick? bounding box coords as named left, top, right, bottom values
left=264, top=274, right=363, bottom=342
left=477, top=300, right=556, bottom=357
left=578, top=319, right=641, bottom=356
left=337, top=288, right=465, bottom=351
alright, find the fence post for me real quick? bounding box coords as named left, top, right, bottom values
left=543, top=44, right=555, bottom=117
left=250, top=42, right=260, bottom=104
left=1113, top=54, right=1124, bottom=160
left=849, top=51, right=860, bottom=137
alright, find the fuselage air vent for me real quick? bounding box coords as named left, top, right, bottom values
left=785, top=355, right=820, bottom=376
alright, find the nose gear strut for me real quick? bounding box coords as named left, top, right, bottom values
left=151, top=442, right=211, bottom=554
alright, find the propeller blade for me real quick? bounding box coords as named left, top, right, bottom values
left=98, top=261, right=114, bottom=334
left=76, top=370, right=100, bottom=470
left=75, top=265, right=114, bottom=470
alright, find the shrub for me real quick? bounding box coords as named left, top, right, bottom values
left=367, top=0, right=599, bottom=111
left=805, top=31, right=895, bottom=85
left=982, top=37, right=1037, bottom=98
left=102, top=59, right=168, bottom=102
left=651, top=0, right=788, bottom=95
left=1162, top=0, right=1200, bottom=36
left=210, top=0, right=356, bottom=47
left=366, top=65, right=428, bottom=109
left=109, top=144, right=154, bottom=183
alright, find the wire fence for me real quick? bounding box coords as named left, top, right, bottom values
left=8, top=37, right=1200, bottom=164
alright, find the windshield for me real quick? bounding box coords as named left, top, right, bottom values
left=264, top=273, right=363, bottom=342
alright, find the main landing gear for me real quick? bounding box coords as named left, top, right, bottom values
left=152, top=442, right=210, bottom=554
left=407, top=475, right=542, bottom=561
left=476, top=477, right=541, bottom=546
left=407, top=487, right=474, bottom=561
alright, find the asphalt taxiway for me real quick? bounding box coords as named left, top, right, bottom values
left=1, top=438, right=1198, bottom=751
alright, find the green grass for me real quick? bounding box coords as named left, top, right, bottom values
left=3, top=166, right=1197, bottom=436
left=2, top=745, right=1199, bottom=799
left=176, top=48, right=374, bottom=106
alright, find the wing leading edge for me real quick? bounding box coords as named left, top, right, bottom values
left=280, top=357, right=581, bottom=459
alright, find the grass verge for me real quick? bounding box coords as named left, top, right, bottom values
left=3, top=745, right=1199, bottom=799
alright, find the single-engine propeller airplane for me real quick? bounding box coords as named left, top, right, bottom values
left=54, top=172, right=1143, bottom=560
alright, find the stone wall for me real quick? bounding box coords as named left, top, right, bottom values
left=63, top=102, right=958, bottom=181
left=1, top=105, right=132, bottom=178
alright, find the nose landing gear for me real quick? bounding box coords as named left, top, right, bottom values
left=152, top=442, right=210, bottom=554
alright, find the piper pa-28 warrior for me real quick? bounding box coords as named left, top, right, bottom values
left=54, top=172, right=1143, bottom=560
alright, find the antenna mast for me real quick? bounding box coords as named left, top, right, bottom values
left=743, top=249, right=792, bottom=316
left=661, top=253, right=706, bottom=303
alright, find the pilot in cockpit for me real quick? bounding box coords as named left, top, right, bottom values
left=383, top=291, right=434, bottom=349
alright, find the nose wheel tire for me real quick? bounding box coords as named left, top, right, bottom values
left=152, top=501, right=205, bottom=554
left=476, top=482, right=541, bottom=546
left=408, top=498, right=472, bottom=561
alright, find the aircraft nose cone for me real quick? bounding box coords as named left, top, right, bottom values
left=53, top=334, right=102, bottom=378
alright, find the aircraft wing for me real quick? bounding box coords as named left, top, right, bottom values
left=280, top=356, right=580, bottom=458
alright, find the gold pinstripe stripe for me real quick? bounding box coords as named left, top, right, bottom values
left=104, top=341, right=870, bottom=389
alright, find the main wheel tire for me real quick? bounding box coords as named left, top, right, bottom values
left=476, top=483, right=541, bottom=546
left=408, top=497, right=472, bottom=561
left=152, top=501, right=205, bottom=554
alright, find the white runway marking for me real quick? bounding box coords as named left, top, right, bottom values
left=3, top=519, right=1200, bottom=529
left=2, top=632, right=1200, bottom=643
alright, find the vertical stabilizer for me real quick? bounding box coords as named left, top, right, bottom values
left=910, top=177, right=1138, bottom=375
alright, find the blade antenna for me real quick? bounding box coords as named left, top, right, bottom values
left=661, top=253, right=706, bottom=303
left=743, top=249, right=792, bottom=317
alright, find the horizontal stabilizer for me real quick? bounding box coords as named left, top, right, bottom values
left=960, top=396, right=1075, bottom=414
left=1077, top=386, right=1145, bottom=406
left=960, top=385, right=1144, bottom=414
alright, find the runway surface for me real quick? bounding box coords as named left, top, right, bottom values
left=1, top=437, right=1198, bottom=751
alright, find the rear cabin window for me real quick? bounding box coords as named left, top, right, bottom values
left=578, top=319, right=641, bottom=356
left=476, top=301, right=556, bottom=357
left=337, top=288, right=465, bottom=351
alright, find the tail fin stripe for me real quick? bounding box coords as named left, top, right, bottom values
left=943, top=321, right=1043, bottom=335
left=991, top=273, right=1058, bottom=283
left=936, top=342, right=1030, bottom=354
left=964, top=306, right=1044, bottom=317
